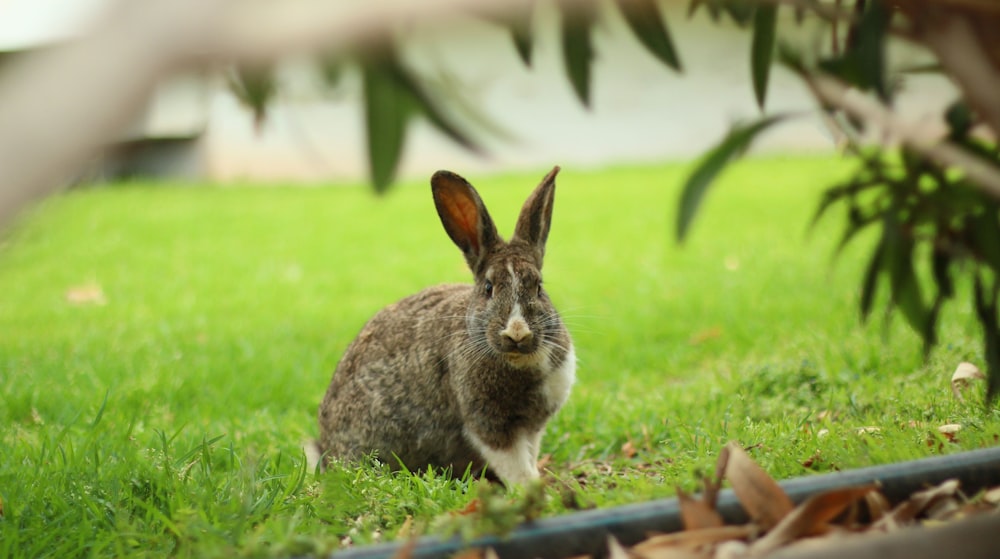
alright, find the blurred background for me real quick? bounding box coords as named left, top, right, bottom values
left=0, top=0, right=956, bottom=184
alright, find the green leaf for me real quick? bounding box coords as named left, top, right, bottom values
left=617, top=0, right=682, bottom=72
left=970, top=206, right=1000, bottom=276
left=859, top=235, right=884, bottom=322
left=676, top=115, right=786, bottom=242
left=882, top=214, right=929, bottom=337
left=362, top=63, right=411, bottom=193
left=228, top=64, right=276, bottom=131
left=560, top=2, right=596, bottom=107
left=386, top=61, right=481, bottom=154
left=973, top=276, right=1000, bottom=402
left=509, top=9, right=534, bottom=67
left=721, top=0, right=755, bottom=26
left=751, top=4, right=777, bottom=110
left=820, top=0, right=890, bottom=101
left=854, top=1, right=891, bottom=102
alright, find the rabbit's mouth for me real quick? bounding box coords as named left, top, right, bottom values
left=497, top=336, right=538, bottom=355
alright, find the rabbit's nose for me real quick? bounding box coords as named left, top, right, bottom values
left=501, top=319, right=533, bottom=345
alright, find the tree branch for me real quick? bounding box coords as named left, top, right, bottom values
left=805, top=73, right=1000, bottom=200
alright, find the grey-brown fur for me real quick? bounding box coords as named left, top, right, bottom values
left=313, top=167, right=575, bottom=484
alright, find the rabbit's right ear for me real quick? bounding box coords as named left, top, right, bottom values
left=431, top=171, right=500, bottom=274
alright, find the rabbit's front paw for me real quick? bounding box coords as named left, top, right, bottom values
left=467, top=429, right=544, bottom=486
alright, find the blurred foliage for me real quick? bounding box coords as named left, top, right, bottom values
left=224, top=0, right=1000, bottom=401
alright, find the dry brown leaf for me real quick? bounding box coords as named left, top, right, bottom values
left=395, top=515, right=414, bottom=539
left=952, top=362, right=985, bottom=402
left=938, top=423, right=962, bottom=443
left=65, top=283, right=107, bottom=305
left=635, top=526, right=753, bottom=554
left=676, top=487, right=724, bottom=530
left=450, top=548, right=484, bottom=559
left=863, top=490, right=892, bottom=522
left=982, top=485, right=1000, bottom=504
left=622, top=440, right=638, bottom=459
left=749, top=484, right=878, bottom=555
left=875, top=479, right=962, bottom=528
left=607, top=536, right=631, bottom=559
left=722, top=441, right=794, bottom=530
left=713, top=540, right=749, bottom=559
left=390, top=536, right=418, bottom=559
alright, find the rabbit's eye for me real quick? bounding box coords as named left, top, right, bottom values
left=536, top=284, right=543, bottom=298
left=484, top=281, right=494, bottom=298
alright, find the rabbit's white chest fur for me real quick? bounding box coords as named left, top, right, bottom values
left=465, top=343, right=576, bottom=484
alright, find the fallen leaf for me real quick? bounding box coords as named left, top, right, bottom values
left=982, top=485, right=1000, bottom=504
left=801, top=450, right=822, bottom=469
left=722, top=441, right=794, bottom=530
left=875, top=479, right=961, bottom=528
left=855, top=426, right=881, bottom=435
left=537, top=454, right=553, bottom=472
left=622, top=440, right=638, bottom=459
left=863, top=490, right=892, bottom=522
left=65, top=283, right=107, bottom=305
left=938, top=423, right=962, bottom=443
left=390, top=536, right=417, bottom=559
left=395, top=515, right=414, bottom=539
left=607, top=535, right=631, bottom=559
left=749, top=484, right=878, bottom=555
left=635, top=525, right=752, bottom=553
left=676, top=486, right=724, bottom=530
left=714, top=540, right=750, bottom=559
left=951, top=362, right=985, bottom=402
left=455, top=499, right=481, bottom=516
left=0, top=496, right=4, bottom=518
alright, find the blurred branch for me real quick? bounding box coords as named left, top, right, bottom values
left=912, top=10, right=1000, bottom=137
left=805, top=74, right=1000, bottom=200
left=0, top=0, right=549, bottom=230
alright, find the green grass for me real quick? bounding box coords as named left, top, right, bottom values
left=0, top=156, right=997, bottom=557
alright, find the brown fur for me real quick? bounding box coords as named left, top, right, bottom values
left=314, top=167, right=574, bottom=483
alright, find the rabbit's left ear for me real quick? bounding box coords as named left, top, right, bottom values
left=513, top=166, right=559, bottom=265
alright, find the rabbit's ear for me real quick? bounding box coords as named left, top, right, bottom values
left=432, top=171, right=500, bottom=273
left=513, top=166, right=560, bottom=264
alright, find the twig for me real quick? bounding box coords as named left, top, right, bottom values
left=804, top=74, right=1000, bottom=200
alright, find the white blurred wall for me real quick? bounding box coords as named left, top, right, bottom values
left=0, top=0, right=958, bottom=183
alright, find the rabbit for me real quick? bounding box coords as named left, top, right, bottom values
left=310, top=166, right=575, bottom=485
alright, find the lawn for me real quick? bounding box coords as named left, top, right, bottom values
left=0, top=156, right=996, bottom=557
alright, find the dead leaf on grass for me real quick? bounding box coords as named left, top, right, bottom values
left=622, top=440, right=638, bottom=459
left=938, top=423, right=963, bottom=443
left=65, top=283, right=107, bottom=305
left=951, top=362, right=985, bottom=402
left=395, top=515, right=414, bottom=539
left=749, top=484, right=878, bottom=555
left=390, top=535, right=418, bottom=559
left=721, top=441, right=794, bottom=530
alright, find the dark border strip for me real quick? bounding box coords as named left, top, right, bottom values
left=327, top=446, right=1000, bottom=559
